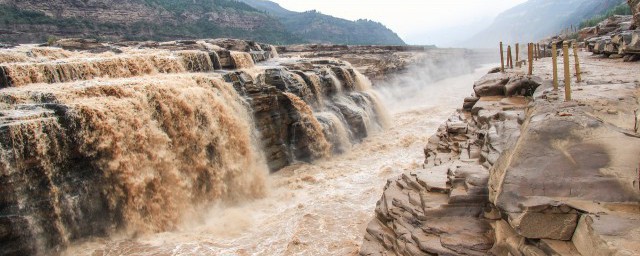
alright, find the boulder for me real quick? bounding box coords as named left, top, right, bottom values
left=504, top=75, right=542, bottom=97
left=463, top=97, right=480, bottom=110
left=473, top=73, right=510, bottom=97
left=572, top=214, right=640, bottom=255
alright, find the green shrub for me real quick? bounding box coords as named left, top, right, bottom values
left=579, top=3, right=632, bottom=28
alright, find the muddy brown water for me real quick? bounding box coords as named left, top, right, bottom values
left=62, top=65, right=493, bottom=256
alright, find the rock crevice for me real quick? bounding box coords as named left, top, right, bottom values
left=361, top=57, right=640, bottom=255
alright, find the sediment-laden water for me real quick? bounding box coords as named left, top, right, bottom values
left=61, top=63, right=492, bottom=256
left=0, top=43, right=394, bottom=255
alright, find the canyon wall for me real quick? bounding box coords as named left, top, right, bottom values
left=0, top=38, right=389, bottom=255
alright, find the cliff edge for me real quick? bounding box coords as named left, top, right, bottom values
left=361, top=49, right=640, bottom=255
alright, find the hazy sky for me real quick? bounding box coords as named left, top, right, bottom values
left=269, top=0, right=528, bottom=46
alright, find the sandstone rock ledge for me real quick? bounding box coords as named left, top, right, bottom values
left=361, top=54, right=640, bottom=255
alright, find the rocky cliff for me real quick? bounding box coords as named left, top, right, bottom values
left=239, top=0, right=406, bottom=46
left=0, top=0, right=406, bottom=46
left=361, top=49, right=640, bottom=255
left=0, top=38, right=393, bottom=255
left=0, top=0, right=299, bottom=44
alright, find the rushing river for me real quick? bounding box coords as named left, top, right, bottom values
left=63, top=64, right=493, bottom=256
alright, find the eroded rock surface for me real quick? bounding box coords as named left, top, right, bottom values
left=579, top=14, right=640, bottom=60
left=361, top=52, right=640, bottom=255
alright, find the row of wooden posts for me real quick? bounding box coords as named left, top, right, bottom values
left=499, top=41, right=582, bottom=101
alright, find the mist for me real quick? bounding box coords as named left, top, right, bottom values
left=373, top=50, right=498, bottom=113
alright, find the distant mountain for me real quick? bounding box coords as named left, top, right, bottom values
left=0, top=0, right=405, bottom=45
left=0, top=0, right=302, bottom=44
left=463, top=0, right=624, bottom=48
left=239, top=0, right=406, bottom=45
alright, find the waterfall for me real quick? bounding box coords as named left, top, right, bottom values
left=324, top=68, right=344, bottom=94
left=282, top=92, right=332, bottom=159
left=315, top=111, right=352, bottom=153
left=0, top=41, right=394, bottom=255
left=269, top=45, right=279, bottom=58
left=0, top=74, right=268, bottom=254
left=0, top=46, right=74, bottom=64
left=230, top=51, right=255, bottom=69
left=0, top=54, right=188, bottom=87
left=296, top=71, right=325, bottom=109
left=353, top=71, right=391, bottom=128
left=176, top=50, right=214, bottom=72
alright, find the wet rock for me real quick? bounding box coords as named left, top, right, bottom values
left=51, top=38, right=122, bottom=53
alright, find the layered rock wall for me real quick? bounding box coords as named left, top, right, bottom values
left=577, top=14, right=640, bottom=61
left=361, top=52, right=640, bottom=255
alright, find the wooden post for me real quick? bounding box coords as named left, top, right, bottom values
left=538, top=43, right=542, bottom=58
left=505, top=45, right=511, bottom=68
left=528, top=43, right=533, bottom=75
left=635, top=109, right=638, bottom=133
left=507, top=45, right=513, bottom=69
left=634, top=109, right=638, bottom=133
left=572, top=42, right=582, bottom=83
left=563, top=41, right=571, bottom=101
left=515, top=43, right=520, bottom=64
left=552, top=42, right=558, bottom=91
left=500, top=42, right=505, bottom=73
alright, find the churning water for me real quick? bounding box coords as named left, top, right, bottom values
left=62, top=62, right=493, bottom=256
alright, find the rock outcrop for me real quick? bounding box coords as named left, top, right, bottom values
left=361, top=52, right=640, bottom=255
left=580, top=14, right=640, bottom=61
left=0, top=38, right=389, bottom=255
left=278, top=45, right=491, bottom=82
left=462, top=0, right=623, bottom=48
left=238, top=0, right=406, bottom=45
left=630, top=0, right=640, bottom=28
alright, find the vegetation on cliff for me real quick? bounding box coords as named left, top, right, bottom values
left=239, top=0, right=406, bottom=45
left=0, top=0, right=303, bottom=44
left=463, top=0, right=625, bottom=48
left=579, top=2, right=632, bottom=28
left=0, top=0, right=405, bottom=45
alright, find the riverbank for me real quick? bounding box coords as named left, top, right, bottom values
left=361, top=50, right=640, bottom=255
